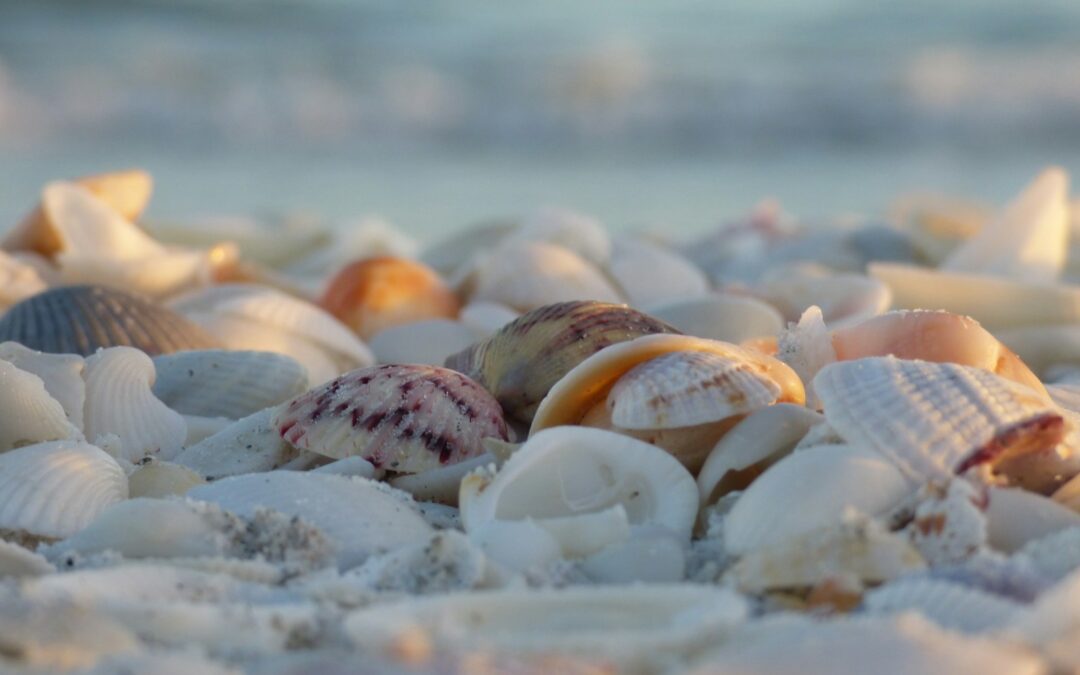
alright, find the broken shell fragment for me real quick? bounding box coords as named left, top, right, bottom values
left=0, top=360, right=82, bottom=452
left=0, top=341, right=86, bottom=429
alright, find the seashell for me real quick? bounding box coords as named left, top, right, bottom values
left=902, top=480, right=989, bottom=566
left=698, top=403, right=823, bottom=506
left=727, top=516, right=924, bottom=593
left=421, top=219, right=516, bottom=277
left=645, top=292, right=785, bottom=344
left=775, top=305, right=836, bottom=407
left=0, top=284, right=220, bottom=356
left=0, top=249, right=47, bottom=311
left=508, top=207, right=612, bottom=266
left=0, top=540, right=54, bottom=577
left=310, top=455, right=378, bottom=479
left=0, top=360, right=82, bottom=451
left=127, top=460, right=205, bottom=498
left=273, top=364, right=508, bottom=473
left=83, top=346, right=187, bottom=462
left=173, top=407, right=302, bottom=481
left=389, top=452, right=498, bottom=505
left=318, top=257, right=460, bottom=341
left=368, top=319, right=476, bottom=366
left=753, top=267, right=892, bottom=329
left=870, top=261, right=1080, bottom=331
left=0, top=440, right=128, bottom=539
left=148, top=213, right=332, bottom=268
left=468, top=240, right=624, bottom=312
left=55, top=246, right=227, bottom=300
left=814, top=357, right=1064, bottom=481
left=865, top=579, right=1023, bottom=634
left=152, top=349, right=308, bottom=420
left=606, top=237, right=709, bottom=308
left=344, top=585, right=747, bottom=667
left=461, top=427, right=699, bottom=549
left=467, top=518, right=563, bottom=572
left=997, top=325, right=1080, bottom=379
left=458, top=300, right=520, bottom=340
left=182, top=414, right=234, bottom=445
left=581, top=526, right=688, bottom=584
left=723, top=444, right=913, bottom=556
left=0, top=341, right=85, bottom=429
left=943, top=166, right=1069, bottom=283
left=988, top=487, right=1080, bottom=554
left=447, top=300, right=679, bottom=425
left=891, top=192, right=988, bottom=264
left=189, top=472, right=433, bottom=569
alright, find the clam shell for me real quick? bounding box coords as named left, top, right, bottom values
left=368, top=319, right=476, bottom=366
left=814, top=357, right=1064, bottom=481
left=0, top=360, right=82, bottom=451
left=458, top=300, right=520, bottom=340
left=189, top=472, right=434, bottom=569
left=127, top=460, right=205, bottom=498
left=173, top=407, right=301, bottom=481
left=987, top=487, right=1080, bottom=554
left=447, top=300, right=679, bottom=424
left=0, top=285, right=220, bottom=356
left=606, top=237, right=709, bottom=308
left=273, top=364, right=508, bottom=473
left=723, top=444, right=913, bottom=556
left=864, top=579, right=1024, bottom=634
left=152, top=349, right=308, bottom=419
left=0, top=341, right=85, bottom=429
left=0, top=440, right=128, bottom=539
left=83, top=346, right=188, bottom=462
left=645, top=293, right=785, bottom=344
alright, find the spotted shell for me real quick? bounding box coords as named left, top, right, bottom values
left=272, top=364, right=509, bottom=473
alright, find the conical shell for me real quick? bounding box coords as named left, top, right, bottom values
left=152, top=349, right=308, bottom=419
left=814, top=357, right=1065, bottom=480
left=127, top=461, right=205, bottom=498
left=863, top=578, right=1023, bottom=634
left=606, top=237, right=709, bottom=308
left=273, top=364, right=508, bottom=473
left=173, top=407, right=301, bottom=480
left=0, top=360, right=82, bottom=452
left=0, top=341, right=85, bottom=429
left=447, top=300, right=680, bottom=424
left=0, top=440, right=128, bottom=539
left=368, top=319, right=475, bottom=366
left=646, top=293, right=785, bottom=344
left=83, top=347, right=187, bottom=462
left=0, top=285, right=219, bottom=356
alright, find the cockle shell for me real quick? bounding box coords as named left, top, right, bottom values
left=814, top=357, right=1065, bottom=481
left=318, top=257, right=460, bottom=341
left=605, top=236, right=709, bottom=308
left=273, top=364, right=508, bottom=473
left=0, top=341, right=85, bottom=429
left=447, top=300, right=679, bottom=424
left=127, top=461, right=206, bottom=498
left=173, top=407, right=302, bottom=481
left=368, top=319, right=476, bottom=366
left=0, top=440, right=127, bottom=539
left=645, top=293, right=785, bottom=344
left=0, top=360, right=82, bottom=452
left=0, top=285, right=220, bottom=356
left=987, top=487, right=1080, bottom=554
left=83, top=346, right=187, bottom=462
left=152, top=349, right=308, bottom=420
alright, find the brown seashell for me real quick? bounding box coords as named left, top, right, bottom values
left=319, top=256, right=460, bottom=340
left=0, top=285, right=220, bottom=356
left=445, top=300, right=680, bottom=424
left=272, top=363, right=509, bottom=473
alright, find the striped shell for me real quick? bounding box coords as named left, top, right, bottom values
left=0, top=360, right=82, bottom=452
left=814, top=357, right=1066, bottom=481
left=273, top=364, right=509, bottom=473
left=0, top=285, right=219, bottom=356
left=0, top=440, right=128, bottom=539
left=446, top=300, right=680, bottom=424
left=152, top=349, right=308, bottom=419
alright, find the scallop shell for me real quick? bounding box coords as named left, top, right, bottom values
left=344, top=585, right=747, bottom=667
left=987, top=487, right=1080, bottom=554
left=461, top=427, right=699, bottom=545
left=173, top=407, right=302, bottom=481
left=0, top=341, right=86, bottom=429
left=0, top=440, right=128, bottom=539
left=152, top=349, right=308, bottom=420
left=723, top=444, right=913, bottom=556
left=646, top=293, right=785, bottom=344
left=368, top=319, right=476, bottom=366
left=0, top=360, right=82, bottom=451
left=127, top=460, right=205, bottom=498
left=273, top=364, right=508, bottom=473
left=83, top=346, right=188, bottom=462
left=864, top=578, right=1024, bottom=634
left=814, top=357, right=1065, bottom=481
left=0, top=285, right=220, bottom=356
left=698, top=403, right=823, bottom=506
left=606, top=237, right=709, bottom=308
left=458, top=300, right=520, bottom=340
left=188, top=472, right=433, bottom=569
left=447, top=300, right=679, bottom=424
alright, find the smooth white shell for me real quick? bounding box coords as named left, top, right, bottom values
left=0, top=359, right=81, bottom=452
left=127, top=461, right=205, bottom=498
left=646, top=293, right=785, bottom=344
left=987, top=487, right=1080, bottom=554
left=173, top=407, right=300, bottom=481
left=606, top=237, right=709, bottom=308
left=0, top=341, right=85, bottom=429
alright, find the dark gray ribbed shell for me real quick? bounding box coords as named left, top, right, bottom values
left=0, top=285, right=220, bottom=356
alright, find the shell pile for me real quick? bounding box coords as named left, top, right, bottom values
left=7, top=169, right=1080, bottom=673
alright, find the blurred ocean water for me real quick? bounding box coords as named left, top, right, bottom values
left=1, top=0, right=1079, bottom=240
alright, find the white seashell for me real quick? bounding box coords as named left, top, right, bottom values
left=83, top=346, right=187, bottom=462
left=988, top=487, right=1080, bottom=554
left=461, top=427, right=699, bottom=545
left=310, top=456, right=378, bottom=479
left=606, top=237, right=709, bottom=308
left=645, top=293, right=784, bottom=344
left=0, top=440, right=127, bottom=539
left=344, top=585, right=747, bottom=666
left=903, top=480, right=989, bottom=566
left=754, top=269, right=892, bottom=329
left=0, top=249, right=47, bottom=311
left=182, top=414, right=234, bottom=445
left=173, top=407, right=300, bottom=481
left=55, top=247, right=217, bottom=299
left=0, top=360, right=82, bottom=451
left=389, top=452, right=497, bottom=505
left=581, top=526, right=687, bottom=584
left=727, top=516, right=924, bottom=593
left=776, top=305, right=836, bottom=407
left=458, top=300, right=520, bottom=340
left=468, top=518, right=563, bottom=573
left=189, top=472, right=433, bottom=569
left=368, top=319, right=476, bottom=366
left=607, top=350, right=781, bottom=430
left=863, top=578, right=1024, bottom=634
left=153, top=349, right=308, bottom=420
left=510, top=207, right=612, bottom=266
left=814, top=357, right=1064, bottom=481
left=39, top=181, right=165, bottom=260
left=697, top=403, right=824, bottom=506
left=0, top=341, right=85, bottom=429
left=531, top=504, right=632, bottom=559
left=0, top=539, right=54, bottom=577
left=127, top=460, right=205, bottom=498
left=944, top=166, right=1069, bottom=283
left=1015, top=527, right=1080, bottom=584
left=723, top=444, right=913, bottom=556
left=469, top=240, right=623, bottom=312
